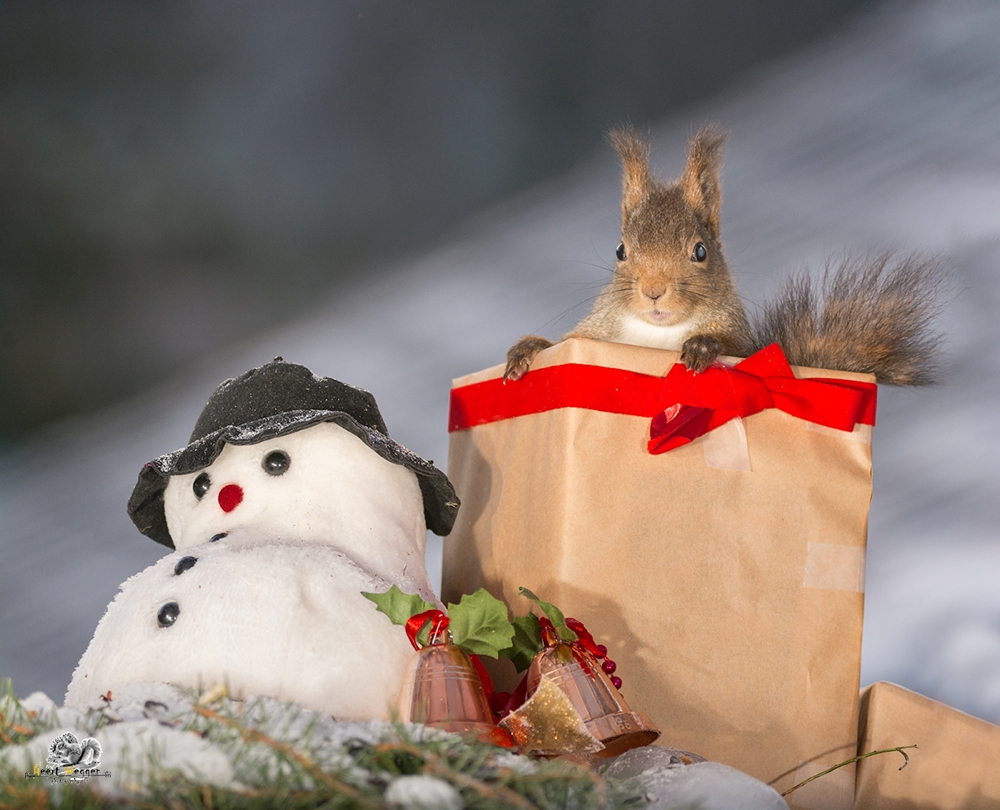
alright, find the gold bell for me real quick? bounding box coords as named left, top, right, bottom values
left=397, top=632, right=495, bottom=735
left=527, top=625, right=660, bottom=758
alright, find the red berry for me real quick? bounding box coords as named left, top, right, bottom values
left=596, top=644, right=608, bottom=658
left=611, top=676, right=623, bottom=689
left=602, top=659, right=617, bottom=675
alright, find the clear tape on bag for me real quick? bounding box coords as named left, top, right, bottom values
left=803, top=542, right=866, bottom=593
left=702, top=415, right=752, bottom=472
left=807, top=421, right=873, bottom=444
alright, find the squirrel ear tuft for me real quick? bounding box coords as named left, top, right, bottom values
left=680, top=124, right=728, bottom=238
left=607, top=125, right=651, bottom=227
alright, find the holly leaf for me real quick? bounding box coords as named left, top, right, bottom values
left=362, top=585, right=436, bottom=625
left=499, top=613, right=543, bottom=672
left=519, top=587, right=577, bottom=642
left=446, top=589, right=515, bottom=658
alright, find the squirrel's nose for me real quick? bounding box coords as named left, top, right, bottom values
left=641, top=284, right=666, bottom=302
left=218, top=484, right=244, bottom=513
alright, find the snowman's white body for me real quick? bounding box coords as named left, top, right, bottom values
left=66, top=422, right=437, bottom=720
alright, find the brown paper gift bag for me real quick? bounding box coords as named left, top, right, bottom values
left=443, top=338, right=877, bottom=809
left=855, top=681, right=1000, bottom=810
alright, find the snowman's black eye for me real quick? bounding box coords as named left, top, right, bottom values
left=263, top=450, right=291, bottom=476
left=616, top=242, right=626, bottom=261
left=157, top=602, right=180, bottom=627
left=193, top=473, right=211, bottom=499
left=692, top=242, right=707, bottom=262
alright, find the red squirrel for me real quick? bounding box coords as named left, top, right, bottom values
left=505, top=125, right=947, bottom=386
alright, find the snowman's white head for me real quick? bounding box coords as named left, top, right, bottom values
left=128, top=360, right=458, bottom=576
left=162, top=421, right=428, bottom=580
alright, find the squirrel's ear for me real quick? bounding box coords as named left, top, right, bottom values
left=608, top=125, right=651, bottom=226
left=680, top=124, right=728, bottom=239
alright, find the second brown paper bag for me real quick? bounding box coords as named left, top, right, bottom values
left=443, top=338, right=876, bottom=808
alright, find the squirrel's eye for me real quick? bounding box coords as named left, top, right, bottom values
left=692, top=242, right=707, bottom=262
left=263, top=450, right=291, bottom=476
left=193, top=473, right=211, bottom=500
left=615, top=242, right=626, bottom=261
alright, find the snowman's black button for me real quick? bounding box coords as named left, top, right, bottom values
left=157, top=602, right=180, bottom=627
left=174, top=557, right=197, bottom=576
left=210, top=532, right=228, bottom=543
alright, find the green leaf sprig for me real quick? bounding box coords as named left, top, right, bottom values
left=446, top=590, right=515, bottom=658
left=362, top=585, right=582, bottom=672
left=518, top=588, right=578, bottom=643
left=499, top=615, right=543, bottom=673
left=363, top=586, right=514, bottom=658
left=362, top=585, right=436, bottom=623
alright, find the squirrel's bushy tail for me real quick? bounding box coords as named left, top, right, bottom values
left=753, top=252, right=949, bottom=386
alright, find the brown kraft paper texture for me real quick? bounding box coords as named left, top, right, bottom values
left=855, top=681, right=1000, bottom=810
left=443, top=338, right=875, bottom=809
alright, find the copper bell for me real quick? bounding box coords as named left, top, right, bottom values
left=527, top=623, right=660, bottom=758
left=397, top=624, right=494, bottom=735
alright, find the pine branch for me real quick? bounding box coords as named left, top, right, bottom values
left=381, top=740, right=535, bottom=810
left=191, top=705, right=379, bottom=808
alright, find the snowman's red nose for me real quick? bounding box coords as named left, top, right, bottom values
left=218, top=484, right=244, bottom=513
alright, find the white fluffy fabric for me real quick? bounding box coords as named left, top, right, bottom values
left=162, top=423, right=434, bottom=600
left=67, top=422, right=440, bottom=719
left=65, top=536, right=420, bottom=719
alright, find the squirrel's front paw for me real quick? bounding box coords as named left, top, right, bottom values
left=504, top=335, right=554, bottom=381
left=680, top=335, right=722, bottom=374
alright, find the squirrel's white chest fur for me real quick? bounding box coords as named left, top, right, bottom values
left=616, top=314, right=693, bottom=351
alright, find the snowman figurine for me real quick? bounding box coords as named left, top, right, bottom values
left=65, top=359, right=459, bottom=721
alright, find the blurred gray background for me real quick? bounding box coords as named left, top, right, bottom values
left=0, top=0, right=866, bottom=442
left=5, top=0, right=1000, bottom=731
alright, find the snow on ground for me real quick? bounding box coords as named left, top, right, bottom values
left=3, top=0, right=1000, bottom=724
left=2, top=684, right=783, bottom=807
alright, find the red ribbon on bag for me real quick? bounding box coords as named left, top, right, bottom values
left=448, top=344, right=876, bottom=454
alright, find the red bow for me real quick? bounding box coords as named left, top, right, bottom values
left=648, top=344, right=876, bottom=454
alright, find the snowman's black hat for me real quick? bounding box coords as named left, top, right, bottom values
left=127, top=359, right=460, bottom=548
